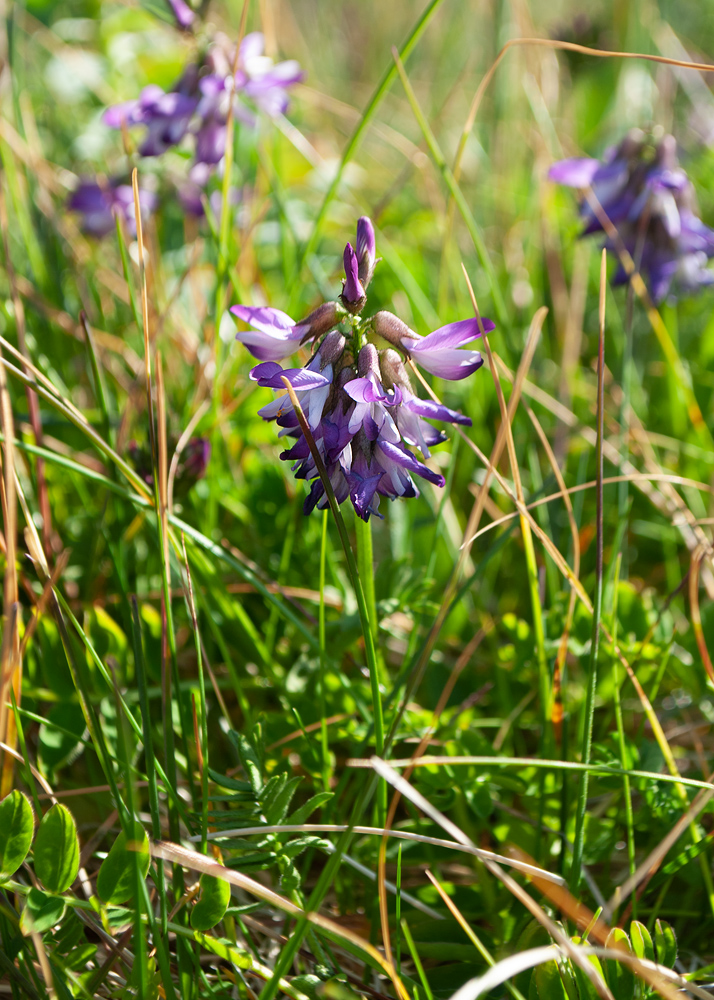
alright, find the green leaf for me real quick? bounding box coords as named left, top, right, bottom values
left=266, top=775, right=301, bottom=826
left=630, top=921, right=654, bottom=963
left=533, top=960, right=570, bottom=1000
left=21, top=887, right=66, bottom=935
left=570, top=937, right=605, bottom=1000
left=287, top=792, right=333, bottom=826
left=191, top=871, right=232, bottom=930
left=38, top=702, right=87, bottom=778
left=96, top=823, right=150, bottom=904
left=34, top=804, right=79, bottom=893
left=0, top=790, right=34, bottom=882
left=654, top=920, right=677, bottom=968
left=603, top=928, right=634, bottom=1000
left=228, top=731, right=263, bottom=794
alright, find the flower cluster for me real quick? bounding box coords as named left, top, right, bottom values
left=549, top=129, right=714, bottom=303
left=69, top=27, right=303, bottom=234
left=102, top=31, right=303, bottom=217
left=232, top=218, right=489, bottom=521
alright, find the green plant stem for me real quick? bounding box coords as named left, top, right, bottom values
left=610, top=554, right=637, bottom=918
left=570, top=274, right=605, bottom=891
left=319, top=508, right=330, bottom=793
left=279, top=378, right=385, bottom=780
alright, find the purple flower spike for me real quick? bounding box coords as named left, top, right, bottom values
left=400, top=318, right=491, bottom=380
left=167, top=0, right=195, bottom=28
left=341, top=243, right=365, bottom=308
left=549, top=129, right=714, bottom=304
left=356, top=216, right=377, bottom=288
left=241, top=215, right=484, bottom=521
left=231, top=305, right=306, bottom=361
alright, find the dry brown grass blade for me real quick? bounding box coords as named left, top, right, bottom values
left=377, top=625, right=489, bottom=961
left=689, top=545, right=714, bottom=683
left=492, top=353, right=714, bottom=593
left=0, top=332, right=20, bottom=795
left=371, top=757, right=615, bottom=1000
left=606, top=786, right=714, bottom=920
left=151, top=840, right=410, bottom=1000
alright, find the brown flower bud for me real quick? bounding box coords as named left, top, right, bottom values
left=372, top=310, right=416, bottom=349
left=379, top=348, right=411, bottom=391
left=295, top=301, right=342, bottom=343
left=357, top=343, right=380, bottom=379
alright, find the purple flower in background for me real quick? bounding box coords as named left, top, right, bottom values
left=68, top=178, right=157, bottom=237
left=238, top=216, right=488, bottom=521
left=101, top=30, right=303, bottom=221
left=167, top=0, right=195, bottom=29
left=549, top=129, right=714, bottom=303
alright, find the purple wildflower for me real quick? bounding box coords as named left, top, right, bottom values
left=239, top=216, right=489, bottom=521
left=101, top=31, right=303, bottom=219
left=68, top=178, right=157, bottom=237
left=549, top=129, right=714, bottom=303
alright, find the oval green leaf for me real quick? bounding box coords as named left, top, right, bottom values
left=191, top=871, right=232, bottom=931
left=603, top=928, right=634, bottom=1000
left=96, top=823, right=150, bottom=904
left=33, top=803, right=79, bottom=893
left=654, top=919, right=677, bottom=968
left=533, top=960, right=570, bottom=1000
left=0, top=790, right=34, bottom=882
left=21, top=887, right=66, bottom=935
left=630, top=921, right=654, bottom=962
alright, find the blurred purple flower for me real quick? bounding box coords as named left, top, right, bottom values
left=240, top=217, right=485, bottom=521
left=167, top=0, right=195, bottom=29
left=549, top=129, right=714, bottom=303
left=68, top=178, right=157, bottom=237
left=102, top=32, right=303, bottom=217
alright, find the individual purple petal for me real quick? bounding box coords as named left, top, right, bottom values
left=167, top=0, right=195, bottom=28
left=250, top=363, right=330, bottom=391
left=231, top=305, right=295, bottom=333
left=376, top=439, right=445, bottom=487
left=406, top=346, right=483, bottom=381
left=548, top=157, right=601, bottom=188
left=356, top=216, right=376, bottom=288
left=232, top=305, right=305, bottom=361
left=404, top=317, right=493, bottom=352
left=342, top=243, right=365, bottom=304
left=342, top=376, right=390, bottom=404
left=404, top=396, right=472, bottom=425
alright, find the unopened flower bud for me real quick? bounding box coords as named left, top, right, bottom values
left=372, top=310, right=415, bottom=349
left=318, top=330, right=346, bottom=366
left=295, top=301, right=341, bottom=343
left=356, top=216, right=376, bottom=288
left=379, top=348, right=411, bottom=390
left=358, top=343, right=380, bottom=379
left=341, top=243, right=366, bottom=311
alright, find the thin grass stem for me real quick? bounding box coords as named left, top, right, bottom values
left=570, top=250, right=607, bottom=890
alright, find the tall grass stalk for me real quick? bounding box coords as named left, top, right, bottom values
left=570, top=250, right=607, bottom=890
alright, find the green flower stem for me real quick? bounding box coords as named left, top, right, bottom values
left=570, top=257, right=606, bottom=890
left=319, top=508, right=331, bottom=793
left=279, top=376, right=386, bottom=826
